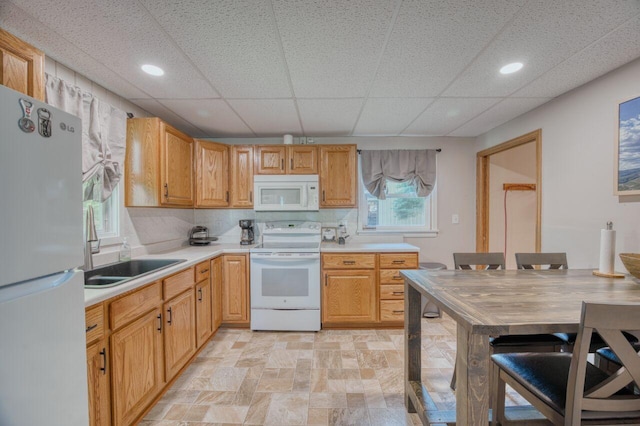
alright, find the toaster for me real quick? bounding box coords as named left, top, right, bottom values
left=188, top=226, right=218, bottom=246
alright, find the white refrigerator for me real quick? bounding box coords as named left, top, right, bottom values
left=0, top=84, right=89, bottom=425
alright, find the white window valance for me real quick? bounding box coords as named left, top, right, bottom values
left=360, top=149, right=437, bottom=199
left=45, top=74, right=126, bottom=202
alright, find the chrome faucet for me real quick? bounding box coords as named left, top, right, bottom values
left=84, top=205, right=100, bottom=271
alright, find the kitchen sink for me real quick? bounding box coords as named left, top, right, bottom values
left=84, top=259, right=186, bottom=288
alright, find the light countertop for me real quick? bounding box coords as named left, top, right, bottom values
left=84, top=242, right=420, bottom=307
left=320, top=242, right=419, bottom=252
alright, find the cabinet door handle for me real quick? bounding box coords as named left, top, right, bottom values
left=86, top=324, right=98, bottom=333
left=100, top=348, right=107, bottom=375
left=322, top=190, right=325, bottom=202
left=392, top=260, right=405, bottom=264
left=343, top=260, right=356, bottom=265
left=324, top=275, right=328, bottom=286
left=157, top=314, right=162, bottom=332
left=198, top=288, right=203, bottom=302
left=167, top=307, right=173, bottom=325
left=392, top=310, right=404, bottom=314
left=290, top=158, right=293, bottom=169
left=164, top=183, right=169, bottom=198
left=226, top=191, right=229, bottom=202
left=249, top=191, right=253, bottom=202
left=281, top=158, right=284, bottom=170
left=392, top=291, right=404, bottom=295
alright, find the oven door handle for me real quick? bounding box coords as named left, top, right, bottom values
left=250, top=254, right=320, bottom=262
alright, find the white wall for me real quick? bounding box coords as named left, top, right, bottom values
left=476, top=57, right=640, bottom=270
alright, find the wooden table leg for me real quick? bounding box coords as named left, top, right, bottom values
left=456, top=324, right=490, bottom=425
left=405, top=283, right=422, bottom=413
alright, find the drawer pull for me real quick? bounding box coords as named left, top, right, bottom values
left=198, top=288, right=203, bottom=302
left=392, top=291, right=404, bottom=295
left=392, top=260, right=405, bottom=264
left=393, top=275, right=402, bottom=280
left=86, top=324, right=98, bottom=333
left=392, top=310, right=404, bottom=314
left=199, top=269, right=209, bottom=274
left=343, top=260, right=356, bottom=265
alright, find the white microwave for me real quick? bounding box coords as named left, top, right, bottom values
left=253, top=175, right=319, bottom=211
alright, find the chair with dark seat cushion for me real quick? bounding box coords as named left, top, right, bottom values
left=596, top=341, right=640, bottom=375
left=492, top=302, right=640, bottom=425
left=515, top=252, right=568, bottom=270
left=449, top=252, right=566, bottom=390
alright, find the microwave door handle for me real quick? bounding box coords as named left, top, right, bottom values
left=302, top=185, right=308, bottom=207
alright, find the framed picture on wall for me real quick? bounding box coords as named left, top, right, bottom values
left=615, top=95, right=640, bottom=195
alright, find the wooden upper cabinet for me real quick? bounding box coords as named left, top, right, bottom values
left=195, top=140, right=229, bottom=207
left=0, top=28, right=44, bottom=101
left=287, top=145, right=318, bottom=174
left=255, top=145, right=286, bottom=174
left=319, top=145, right=357, bottom=207
left=230, top=145, right=254, bottom=208
left=125, top=118, right=194, bottom=207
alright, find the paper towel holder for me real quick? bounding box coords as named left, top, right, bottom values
left=593, top=221, right=625, bottom=278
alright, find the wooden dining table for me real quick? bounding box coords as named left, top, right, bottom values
left=401, top=268, right=640, bottom=425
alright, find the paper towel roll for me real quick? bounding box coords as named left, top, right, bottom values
left=598, top=228, right=616, bottom=274
left=283, top=134, right=293, bottom=145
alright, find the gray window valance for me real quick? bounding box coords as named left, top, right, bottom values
left=360, top=149, right=437, bottom=199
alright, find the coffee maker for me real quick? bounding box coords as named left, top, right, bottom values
left=239, top=219, right=255, bottom=245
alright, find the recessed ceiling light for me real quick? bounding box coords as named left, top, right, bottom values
left=499, top=62, right=523, bottom=75
left=141, top=64, right=165, bottom=76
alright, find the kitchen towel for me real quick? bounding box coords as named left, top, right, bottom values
left=598, top=225, right=616, bottom=275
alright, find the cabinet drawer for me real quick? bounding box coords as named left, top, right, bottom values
left=379, top=253, right=418, bottom=269
left=380, top=285, right=404, bottom=300
left=322, top=253, right=376, bottom=269
left=195, top=261, right=210, bottom=282
left=379, top=270, right=405, bottom=284
left=110, top=282, right=162, bottom=330
left=380, top=300, right=405, bottom=321
left=164, top=267, right=195, bottom=300
left=85, top=303, right=104, bottom=344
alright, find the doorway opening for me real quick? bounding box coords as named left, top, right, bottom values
left=476, top=130, right=541, bottom=269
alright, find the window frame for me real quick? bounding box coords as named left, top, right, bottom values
left=82, top=182, right=122, bottom=246
left=357, top=172, right=438, bottom=237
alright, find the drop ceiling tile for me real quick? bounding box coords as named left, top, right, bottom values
left=273, top=0, right=397, bottom=98
left=129, top=99, right=207, bottom=137
left=353, top=98, right=433, bottom=135
left=158, top=99, right=254, bottom=138
left=227, top=99, right=301, bottom=136
left=139, top=0, right=292, bottom=99
left=297, top=99, right=363, bottom=136
left=403, top=98, right=502, bottom=136
left=515, top=15, right=640, bottom=98
left=7, top=0, right=217, bottom=99
left=370, top=0, right=525, bottom=98
left=443, top=0, right=640, bottom=97
left=449, top=97, right=551, bottom=137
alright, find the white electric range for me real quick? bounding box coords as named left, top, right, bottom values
left=250, top=221, right=321, bottom=331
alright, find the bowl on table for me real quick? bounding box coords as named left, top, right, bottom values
left=620, top=253, right=640, bottom=279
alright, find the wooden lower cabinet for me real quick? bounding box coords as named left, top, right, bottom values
left=195, top=279, right=213, bottom=347
left=322, top=269, right=377, bottom=324
left=86, top=339, right=110, bottom=426
left=211, top=256, right=223, bottom=330
left=111, top=308, right=164, bottom=426
left=222, top=254, right=249, bottom=323
left=164, top=289, right=196, bottom=381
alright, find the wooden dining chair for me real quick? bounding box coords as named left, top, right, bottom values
left=515, top=252, right=568, bottom=269
left=492, top=302, right=640, bottom=425
left=449, top=252, right=566, bottom=390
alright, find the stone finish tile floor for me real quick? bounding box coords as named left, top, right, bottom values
left=140, top=314, right=528, bottom=425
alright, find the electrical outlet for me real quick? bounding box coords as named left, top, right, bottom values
left=452, top=214, right=459, bottom=224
